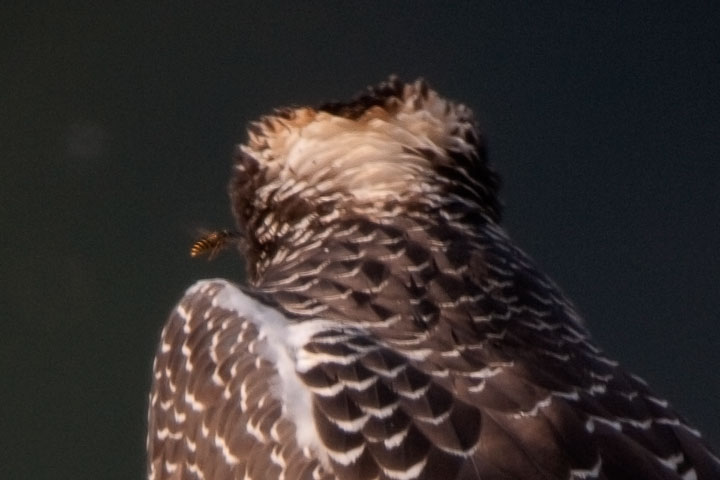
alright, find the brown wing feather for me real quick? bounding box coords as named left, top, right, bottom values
left=257, top=212, right=720, bottom=480
left=147, top=280, right=333, bottom=480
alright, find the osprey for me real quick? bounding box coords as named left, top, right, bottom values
left=147, top=78, right=720, bottom=479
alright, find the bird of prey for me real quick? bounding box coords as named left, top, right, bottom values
left=146, top=78, right=720, bottom=480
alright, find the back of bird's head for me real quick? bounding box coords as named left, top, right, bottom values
left=230, top=77, right=501, bottom=244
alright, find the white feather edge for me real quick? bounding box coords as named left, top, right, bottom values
left=186, top=278, right=337, bottom=466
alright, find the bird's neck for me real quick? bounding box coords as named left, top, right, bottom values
left=244, top=194, right=490, bottom=283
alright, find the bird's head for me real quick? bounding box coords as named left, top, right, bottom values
left=229, top=77, right=501, bottom=270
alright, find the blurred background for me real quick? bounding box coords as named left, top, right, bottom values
left=2, top=2, right=718, bottom=478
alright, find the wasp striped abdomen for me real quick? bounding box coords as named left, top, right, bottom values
left=190, top=230, right=241, bottom=260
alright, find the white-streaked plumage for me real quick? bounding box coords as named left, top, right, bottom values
left=147, top=78, right=720, bottom=480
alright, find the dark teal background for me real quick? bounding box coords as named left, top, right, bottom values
left=3, top=3, right=719, bottom=478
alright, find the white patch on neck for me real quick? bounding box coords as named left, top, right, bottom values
left=242, top=83, right=475, bottom=205
left=194, top=279, right=337, bottom=463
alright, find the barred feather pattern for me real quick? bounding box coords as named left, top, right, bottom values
left=147, top=281, right=337, bottom=480
left=147, top=78, right=720, bottom=479
left=266, top=213, right=720, bottom=479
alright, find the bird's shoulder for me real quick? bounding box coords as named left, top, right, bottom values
left=147, top=279, right=335, bottom=480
